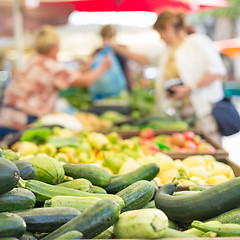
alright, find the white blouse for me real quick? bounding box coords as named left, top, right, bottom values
left=155, top=33, right=226, bottom=118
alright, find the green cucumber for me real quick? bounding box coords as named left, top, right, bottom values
left=105, top=163, right=160, bottom=194
left=63, top=164, right=111, bottom=187
left=55, top=231, right=83, bottom=239
left=18, top=178, right=124, bottom=208
left=44, top=196, right=101, bottom=212
left=42, top=198, right=121, bottom=239
left=189, top=185, right=212, bottom=191
left=141, top=200, right=156, bottom=209
left=27, top=156, right=65, bottom=184
left=91, top=185, right=107, bottom=194
left=183, top=228, right=205, bottom=237
left=94, top=227, right=114, bottom=239
left=155, top=178, right=240, bottom=225
left=173, top=190, right=200, bottom=196
left=0, top=238, right=19, bottom=240
left=19, top=232, right=37, bottom=240
left=160, top=228, right=197, bottom=238
left=113, top=209, right=168, bottom=238
left=0, top=157, right=20, bottom=194
left=57, top=178, right=93, bottom=192
left=14, top=207, right=81, bottom=233
left=192, top=220, right=240, bottom=236
left=0, top=188, right=36, bottom=212
left=116, top=180, right=155, bottom=212
left=208, top=207, right=240, bottom=224
left=0, top=212, right=26, bottom=238
left=168, top=220, right=178, bottom=230
left=14, top=160, right=36, bottom=180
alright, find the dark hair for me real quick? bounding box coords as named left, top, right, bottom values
left=153, top=10, right=195, bottom=34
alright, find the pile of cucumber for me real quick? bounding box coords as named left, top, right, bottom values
left=2, top=150, right=240, bottom=239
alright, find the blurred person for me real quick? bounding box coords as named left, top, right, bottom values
left=97, top=24, right=149, bottom=91
left=0, top=25, right=111, bottom=139
left=153, top=10, right=229, bottom=142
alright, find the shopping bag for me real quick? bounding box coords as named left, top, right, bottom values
left=89, top=45, right=127, bottom=100
left=212, top=98, right=240, bottom=136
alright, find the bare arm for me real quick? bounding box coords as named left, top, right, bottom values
left=111, top=44, right=149, bottom=65
left=171, top=73, right=225, bottom=100
left=71, top=55, right=111, bottom=87
left=195, top=73, right=225, bottom=88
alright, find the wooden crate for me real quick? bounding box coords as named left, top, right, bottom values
left=114, top=129, right=228, bottom=161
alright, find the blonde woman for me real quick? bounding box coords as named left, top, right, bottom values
left=0, top=25, right=110, bottom=138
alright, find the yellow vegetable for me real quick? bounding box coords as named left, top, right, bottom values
left=189, top=167, right=210, bottom=182
left=183, top=156, right=206, bottom=168
left=154, top=153, right=173, bottom=164
left=159, top=170, right=178, bottom=184
left=159, top=162, right=177, bottom=173
left=118, top=158, right=140, bottom=175
left=189, top=176, right=207, bottom=185
left=211, top=162, right=235, bottom=179
left=18, top=142, right=38, bottom=156
left=207, top=175, right=229, bottom=185
left=178, top=179, right=197, bottom=186
left=203, top=155, right=216, bottom=165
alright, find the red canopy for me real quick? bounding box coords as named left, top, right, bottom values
left=70, top=0, right=229, bottom=13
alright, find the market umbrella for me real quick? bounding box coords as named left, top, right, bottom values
left=70, top=0, right=229, bottom=13
left=214, top=38, right=240, bottom=58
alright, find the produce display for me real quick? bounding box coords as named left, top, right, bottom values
left=1, top=147, right=240, bottom=239
left=9, top=127, right=233, bottom=185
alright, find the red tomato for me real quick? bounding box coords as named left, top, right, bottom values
left=197, top=143, right=216, bottom=153
left=170, top=133, right=185, bottom=147
left=148, top=144, right=160, bottom=152
left=139, top=138, right=152, bottom=145
left=139, top=128, right=155, bottom=139
left=183, top=131, right=195, bottom=141
left=184, top=141, right=197, bottom=152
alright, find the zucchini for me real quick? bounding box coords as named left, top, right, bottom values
left=14, top=207, right=81, bottom=233
left=0, top=157, right=20, bottom=194
left=160, top=228, right=197, bottom=238
left=19, top=232, right=37, bottom=240
left=0, top=212, right=26, bottom=238
left=94, top=227, right=114, bottom=239
left=44, top=196, right=101, bottom=212
left=92, top=185, right=107, bottom=194
left=113, top=209, right=168, bottom=238
left=141, top=200, right=156, bottom=209
left=0, top=188, right=36, bottom=212
left=0, top=238, right=19, bottom=240
left=14, top=160, right=36, bottom=180
left=54, top=231, right=83, bottom=239
left=18, top=178, right=124, bottom=208
left=26, top=156, right=65, bottom=184
left=116, top=180, right=155, bottom=212
left=208, top=207, right=240, bottom=224
left=63, top=164, right=111, bottom=187
left=155, top=178, right=240, bottom=225
left=57, top=178, right=93, bottom=192
left=42, top=198, right=121, bottom=239
left=105, top=163, right=160, bottom=194
left=173, top=191, right=200, bottom=196
left=192, top=220, right=240, bottom=236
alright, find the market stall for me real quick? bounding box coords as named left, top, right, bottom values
left=3, top=0, right=240, bottom=239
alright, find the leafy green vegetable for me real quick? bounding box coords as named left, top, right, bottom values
left=48, top=136, right=81, bottom=148
left=20, top=128, right=52, bottom=143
